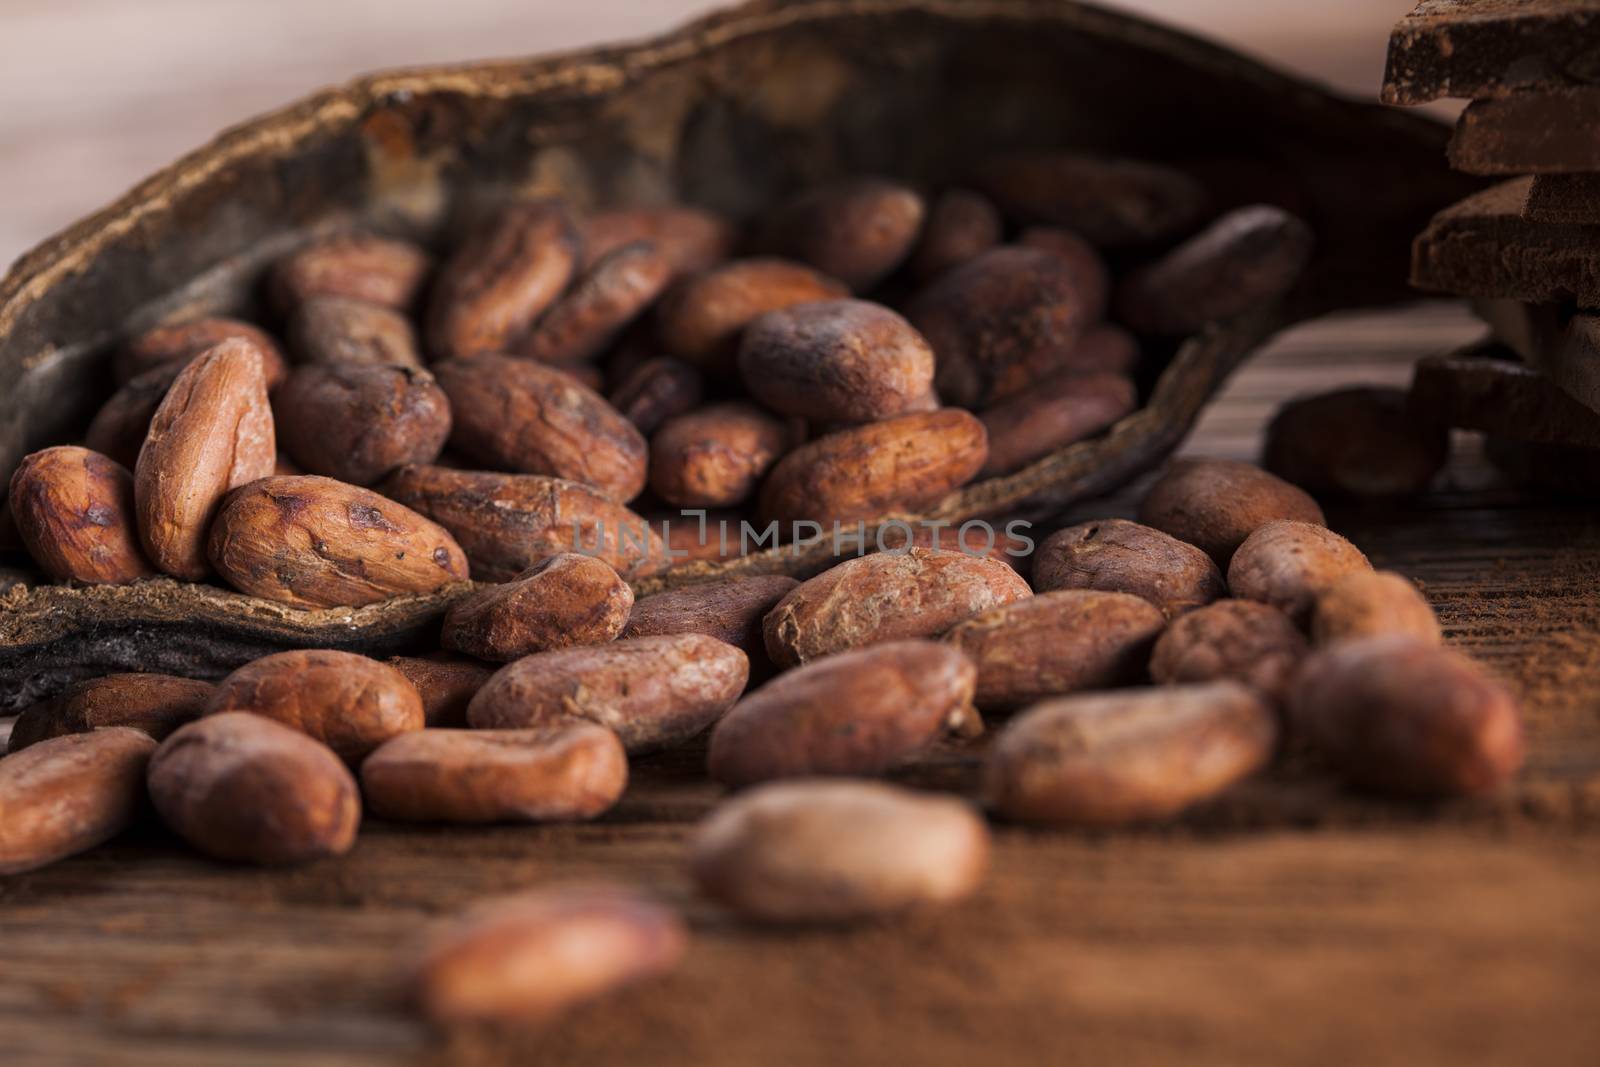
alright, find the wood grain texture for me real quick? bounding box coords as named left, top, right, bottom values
left=3, top=303, right=1598, bottom=1066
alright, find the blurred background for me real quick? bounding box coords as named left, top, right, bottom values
left=1, top=0, right=1424, bottom=269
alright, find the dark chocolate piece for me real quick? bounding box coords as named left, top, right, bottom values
left=1411, top=178, right=1600, bottom=305
left=1410, top=349, right=1600, bottom=447
left=1524, top=173, right=1600, bottom=224
left=1383, top=0, right=1600, bottom=106
left=1448, top=88, right=1600, bottom=174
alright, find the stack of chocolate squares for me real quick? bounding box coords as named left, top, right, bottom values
left=1384, top=0, right=1600, bottom=496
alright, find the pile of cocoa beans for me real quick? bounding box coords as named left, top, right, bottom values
left=0, top=155, right=1521, bottom=1028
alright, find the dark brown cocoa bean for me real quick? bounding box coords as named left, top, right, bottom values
left=976, top=151, right=1210, bottom=246
left=908, top=188, right=1003, bottom=282
left=386, top=654, right=495, bottom=728
left=1138, top=458, right=1325, bottom=567
left=1149, top=599, right=1307, bottom=704
left=761, top=177, right=925, bottom=291
left=622, top=575, right=799, bottom=660
left=654, top=258, right=848, bottom=373
left=85, top=363, right=185, bottom=469
left=607, top=356, right=704, bottom=436
left=1263, top=386, right=1448, bottom=498
left=520, top=241, right=672, bottom=364
left=116, top=317, right=287, bottom=388
left=275, top=363, right=451, bottom=486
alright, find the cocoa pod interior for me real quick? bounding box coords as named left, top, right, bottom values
left=0, top=0, right=1476, bottom=707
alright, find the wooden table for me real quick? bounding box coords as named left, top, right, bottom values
left=4, top=303, right=1598, bottom=1067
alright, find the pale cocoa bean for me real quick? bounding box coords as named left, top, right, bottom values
left=442, top=553, right=633, bottom=661
left=607, top=356, right=704, bottom=436
left=648, top=403, right=789, bottom=509
left=147, top=712, right=360, bottom=864
left=9, top=674, right=212, bottom=753
left=1227, top=519, right=1371, bottom=625
left=1311, top=570, right=1441, bottom=647
left=434, top=355, right=647, bottom=502
left=361, top=723, right=627, bottom=823
left=944, top=590, right=1165, bottom=710
left=906, top=246, right=1094, bottom=407
left=287, top=296, right=424, bottom=368
left=205, top=649, right=424, bottom=762
left=758, top=409, right=988, bottom=527
left=1032, top=518, right=1224, bottom=618
left=707, top=640, right=978, bottom=786
left=386, top=654, right=494, bottom=729
left=521, top=241, right=672, bottom=364
left=9, top=446, right=155, bottom=584
left=908, top=188, right=1003, bottom=282
left=412, top=886, right=686, bottom=1024
left=467, top=633, right=749, bottom=753
left=116, top=317, right=287, bottom=387
left=426, top=201, right=581, bottom=360
left=691, top=780, right=989, bottom=922
left=380, top=464, right=666, bottom=581
left=622, top=575, right=799, bottom=661
left=763, top=547, right=1031, bottom=668
left=738, top=299, right=935, bottom=422
left=581, top=204, right=736, bottom=277
left=270, top=232, right=431, bottom=313
left=984, top=681, right=1277, bottom=825
left=0, top=728, right=156, bottom=874
left=1115, top=205, right=1313, bottom=335
left=655, top=258, right=848, bottom=373
left=976, top=151, right=1210, bottom=246
left=1263, top=386, right=1448, bottom=498
left=1288, top=636, right=1523, bottom=797
left=275, top=363, right=451, bottom=486
left=207, top=474, right=468, bottom=607
left=134, top=339, right=277, bottom=580
left=761, top=177, right=925, bottom=291
left=978, top=371, right=1136, bottom=476
left=85, top=363, right=184, bottom=469
left=1149, top=599, right=1307, bottom=704
left=1137, top=458, right=1325, bottom=566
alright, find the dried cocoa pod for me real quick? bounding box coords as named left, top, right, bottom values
left=380, top=464, right=666, bottom=581
left=270, top=232, right=432, bottom=313
left=287, top=296, right=424, bottom=369
left=906, top=246, right=1094, bottom=408
left=581, top=204, right=737, bottom=277
left=1227, top=519, right=1371, bottom=625
left=9, top=446, right=154, bottom=584
left=763, top=547, right=1032, bottom=668
left=758, top=409, right=988, bottom=527
left=760, top=177, right=925, bottom=291
left=1032, top=518, right=1225, bottom=618
left=984, top=681, right=1277, bottom=825
left=707, top=640, right=979, bottom=786
left=426, top=201, right=581, bottom=361
left=85, top=363, right=184, bottom=469
left=1311, top=570, right=1441, bottom=647
left=738, top=299, right=936, bottom=422
left=274, top=363, right=451, bottom=486
left=520, top=241, right=672, bottom=364
left=441, top=553, right=633, bottom=662
left=1115, top=205, right=1314, bottom=335
left=691, top=780, right=989, bottom=923
left=205, top=649, right=424, bottom=762
left=648, top=402, right=789, bottom=508
left=386, top=654, right=494, bottom=728
left=908, top=188, right=1003, bottom=282
left=988, top=323, right=1139, bottom=401
left=467, top=633, right=749, bottom=754
left=411, top=886, right=686, bottom=1024
left=944, top=590, right=1165, bottom=710
left=654, top=258, right=848, bottom=373
left=1138, top=458, right=1325, bottom=567
left=0, top=728, right=156, bottom=875
left=148, top=712, right=360, bottom=864
left=978, top=371, right=1136, bottom=476
left=1149, top=599, right=1307, bottom=705
left=134, top=338, right=277, bottom=580
left=1263, top=386, right=1448, bottom=498
left=1018, top=226, right=1111, bottom=322
left=434, top=355, right=647, bottom=502
left=9, top=673, right=212, bottom=753
left=976, top=151, right=1210, bottom=246
left=607, top=356, right=704, bottom=436
left=207, top=474, right=469, bottom=607
left=1288, top=636, right=1523, bottom=797
left=116, top=317, right=287, bottom=388
left=622, top=575, right=799, bottom=661
left=361, top=723, right=627, bottom=823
